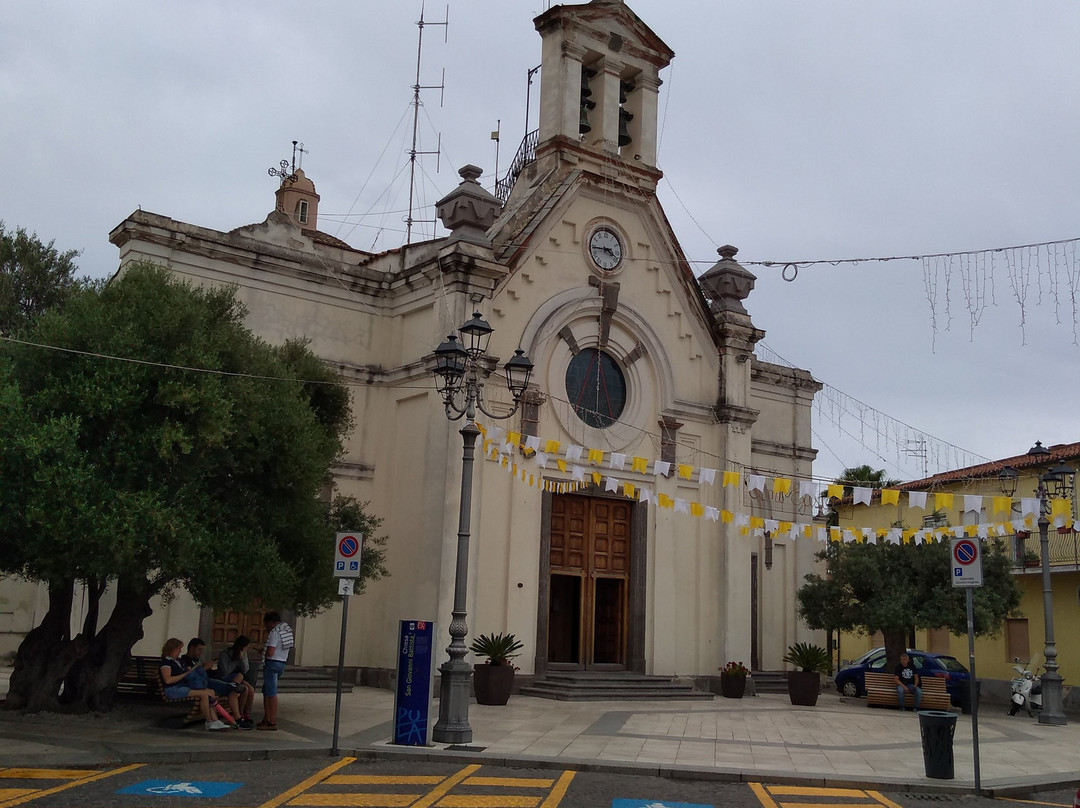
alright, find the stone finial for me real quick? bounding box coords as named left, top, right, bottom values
left=698, top=245, right=757, bottom=314
left=436, top=165, right=503, bottom=246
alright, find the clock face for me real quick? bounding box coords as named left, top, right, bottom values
left=589, top=227, right=623, bottom=271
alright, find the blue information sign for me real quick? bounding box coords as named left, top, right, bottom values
left=393, top=619, right=436, bottom=746
left=118, top=781, right=242, bottom=798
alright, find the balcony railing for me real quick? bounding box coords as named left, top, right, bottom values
left=495, top=129, right=539, bottom=203
left=994, top=530, right=1080, bottom=571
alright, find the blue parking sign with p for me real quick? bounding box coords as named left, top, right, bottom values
left=336, top=561, right=345, bottom=571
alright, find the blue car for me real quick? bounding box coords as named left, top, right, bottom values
left=835, top=648, right=970, bottom=705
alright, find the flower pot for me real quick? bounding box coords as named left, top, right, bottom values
left=787, top=670, right=821, bottom=706
left=473, top=663, right=515, bottom=705
left=720, top=674, right=747, bottom=699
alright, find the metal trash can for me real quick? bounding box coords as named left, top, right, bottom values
left=918, top=710, right=957, bottom=779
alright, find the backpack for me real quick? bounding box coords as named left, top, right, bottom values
left=277, top=622, right=295, bottom=652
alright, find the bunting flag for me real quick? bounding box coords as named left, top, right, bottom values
left=475, top=422, right=1074, bottom=538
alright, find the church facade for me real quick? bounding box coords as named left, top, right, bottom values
left=6, top=1, right=824, bottom=686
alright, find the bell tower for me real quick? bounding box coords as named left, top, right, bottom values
left=534, top=0, right=673, bottom=171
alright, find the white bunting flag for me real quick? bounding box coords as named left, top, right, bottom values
left=853, top=487, right=872, bottom=506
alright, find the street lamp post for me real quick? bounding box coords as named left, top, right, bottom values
left=429, top=312, right=533, bottom=744
left=999, top=441, right=1075, bottom=726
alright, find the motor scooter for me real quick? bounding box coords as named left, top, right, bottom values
left=1008, top=663, right=1042, bottom=716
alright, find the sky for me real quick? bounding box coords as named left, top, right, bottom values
left=4, top=1, right=1079, bottom=484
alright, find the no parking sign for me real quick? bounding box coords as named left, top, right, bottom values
left=951, top=537, right=983, bottom=587
left=334, top=532, right=364, bottom=578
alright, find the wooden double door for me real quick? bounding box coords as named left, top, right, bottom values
left=547, top=494, right=633, bottom=670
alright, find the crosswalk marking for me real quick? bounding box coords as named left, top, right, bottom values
left=261, top=757, right=356, bottom=808
left=437, top=797, right=540, bottom=807
left=0, top=792, right=35, bottom=802
left=288, top=797, right=417, bottom=807
left=766, top=788, right=872, bottom=798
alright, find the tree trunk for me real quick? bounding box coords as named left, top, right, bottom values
left=6, top=580, right=86, bottom=712
left=882, top=629, right=908, bottom=672
left=62, top=576, right=156, bottom=712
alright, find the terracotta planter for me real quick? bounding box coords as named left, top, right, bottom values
left=720, top=674, right=747, bottom=699
left=787, top=670, right=821, bottom=706
left=473, top=663, right=515, bottom=705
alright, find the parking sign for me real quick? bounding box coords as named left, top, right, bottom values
left=334, top=532, right=364, bottom=578
left=951, top=537, right=983, bottom=587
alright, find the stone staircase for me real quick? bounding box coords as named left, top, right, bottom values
left=750, top=670, right=788, bottom=694
left=277, top=666, right=352, bottom=694
left=520, top=671, right=713, bottom=701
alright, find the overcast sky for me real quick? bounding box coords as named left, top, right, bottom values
left=4, top=1, right=1079, bottom=484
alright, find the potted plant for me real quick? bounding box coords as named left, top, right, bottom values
left=719, top=660, right=750, bottom=699
left=469, top=632, right=524, bottom=705
left=783, top=642, right=830, bottom=706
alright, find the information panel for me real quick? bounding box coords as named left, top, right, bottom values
left=393, top=619, right=436, bottom=746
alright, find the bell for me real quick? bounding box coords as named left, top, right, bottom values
left=619, top=79, right=635, bottom=104
left=618, top=108, right=633, bottom=147
left=579, top=105, right=592, bottom=134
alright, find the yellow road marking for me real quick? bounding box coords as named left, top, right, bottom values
left=750, top=783, right=782, bottom=808
left=0, top=770, right=102, bottom=780
left=463, top=778, right=555, bottom=789
left=538, top=771, right=575, bottom=808
left=769, top=787, right=870, bottom=798
left=437, top=797, right=540, bottom=807
left=780, top=803, right=882, bottom=808
left=866, top=790, right=907, bottom=808
left=261, top=756, right=355, bottom=808
left=0, top=793, right=35, bottom=802
left=408, top=765, right=482, bottom=808
left=288, top=797, right=417, bottom=807
left=0, top=763, right=143, bottom=808
left=326, top=776, right=445, bottom=785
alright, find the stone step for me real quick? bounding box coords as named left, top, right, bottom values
left=751, top=671, right=789, bottom=694
left=520, top=672, right=713, bottom=702
left=277, top=667, right=353, bottom=694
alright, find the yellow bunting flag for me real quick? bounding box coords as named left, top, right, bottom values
left=588, top=448, right=605, bottom=465
left=658, top=494, right=674, bottom=509
left=528, top=474, right=535, bottom=487
left=721, top=510, right=733, bottom=523
left=881, top=489, right=900, bottom=506
left=722, top=471, right=741, bottom=487
left=476, top=423, right=487, bottom=438
left=964, top=525, right=978, bottom=537
left=779, top=521, right=792, bottom=533
left=1051, top=498, right=1071, bottom=520
left=679, top=464, right=693, bottom=480
left=691, top=502, right=704, bottom=517
left=624, top=482, right=636, bottom=499
left=508, top=431, right=521, bottom=447
left=992, top=496, right=1012, bottom=515
left=773, top=478, right=791, bottom=495
left=557, top=459, right=567, bottom=472
left=827, top=484, right=844, bottom=500
left=544, top=439, right=561, bottom=454
left=750, top=517, right=764, bottom=529
left=829, top=527, right=841, bottom=542
left=934, top=492, right=954, bottom=511
left=632, top=456, right=649, bottom=474
left=592, top=472, right=602, bottom=486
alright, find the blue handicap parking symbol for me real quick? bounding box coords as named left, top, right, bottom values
left=349, top=560, right=359, bottom=570
left=612, top=801, right=713, bottom=808
left=118, top=780, right=242, bottom=798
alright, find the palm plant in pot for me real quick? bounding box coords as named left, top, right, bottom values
left=469, top=632, right=524, bottom=705
left=783, top=642, right=830, bottom=706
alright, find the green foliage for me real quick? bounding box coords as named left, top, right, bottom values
left=0, top=222, right=87, bottom=334
left=0, top=262, right=384, bottom=615
left=796, top=539, right=1021, bottom=641
left=469, top=632, right=524, bottom=665
left=783, top=642, right=831, bottom=673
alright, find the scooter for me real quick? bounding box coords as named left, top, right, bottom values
left=1008, top=663, right=1042, bottom=716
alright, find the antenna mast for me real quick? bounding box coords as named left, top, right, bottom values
left=406, top=4, right=448, bottom=244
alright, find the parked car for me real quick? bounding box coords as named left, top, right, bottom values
left=835, top=649, right=970, bottom=705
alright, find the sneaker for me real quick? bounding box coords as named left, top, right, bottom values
left=205, top=720, right=229, bottom=731
left=237, top=718, right=255, bottom=730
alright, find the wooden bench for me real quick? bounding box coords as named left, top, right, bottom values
left=865, top=671, right=951, bottom=710
left=118, top=655, right=202, bottom=725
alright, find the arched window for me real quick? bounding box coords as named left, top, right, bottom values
left=296, top=200, right=309, bottom=225
left=565, top=348, right=626, bottom=428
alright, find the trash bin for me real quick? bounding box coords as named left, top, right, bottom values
left=918, top=710, right=957, bottom=779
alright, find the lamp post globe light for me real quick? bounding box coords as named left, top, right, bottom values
left=429, top=312, right=533, bottom=744
left=999, top=441, right=1075, bottom=726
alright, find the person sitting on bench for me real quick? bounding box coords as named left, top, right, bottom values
left=894, top=652, right=922, bottom=711
left=159, top=638, right=229, bottom=731
left=213, top=636, right=256, bottom=728
left=180, top=638, right=247, bottom=728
